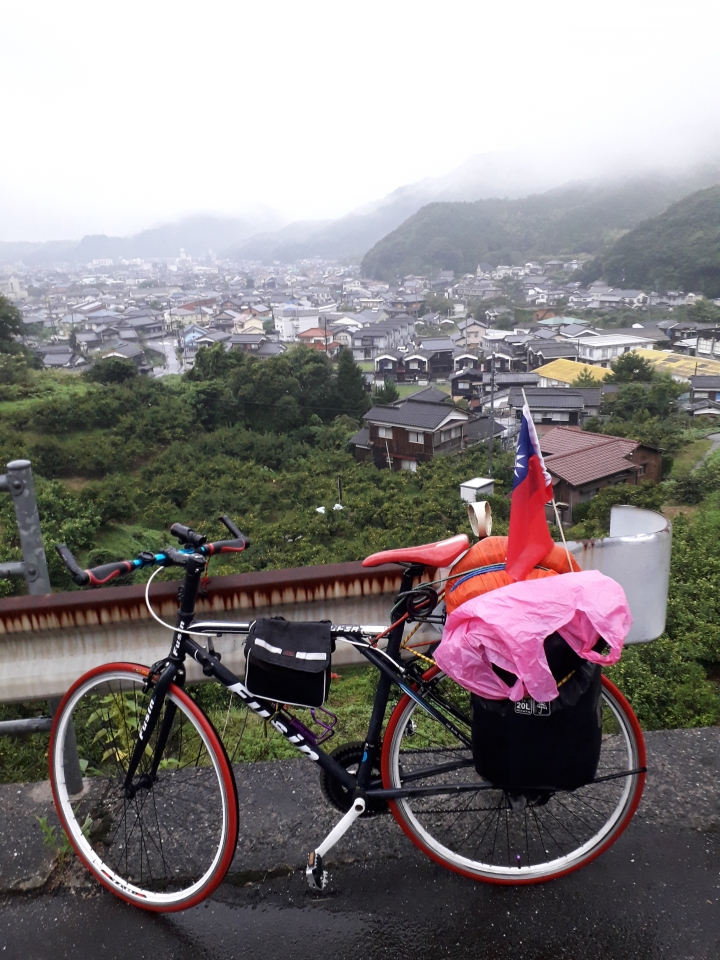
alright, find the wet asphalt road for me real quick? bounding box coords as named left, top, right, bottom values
left=1, top=820, right=718, bottom=960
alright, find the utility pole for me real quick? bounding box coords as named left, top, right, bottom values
left=487, top=352, right=495, bottom=478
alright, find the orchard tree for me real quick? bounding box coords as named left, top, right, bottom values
left=570, top=366, right=600, bottom=388
left=334, top=348, right=370, bottom=419
left=606, top=350, right=654, bottom=383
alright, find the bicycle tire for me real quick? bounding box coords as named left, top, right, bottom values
left=381, top=667, right=645, bottom=884
left=49, top=662, right=239, bottom=911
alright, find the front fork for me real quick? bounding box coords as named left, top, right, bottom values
left=123, top=564, right=203, bottom=796
left=122, top=662, right=179, bottom=797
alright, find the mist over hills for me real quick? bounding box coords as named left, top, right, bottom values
left=226, top=148, right=635, bottom=263
left=360, top=166, right=720, bottom=280
left=0, top=211, right=283, bottom=267
left=3, top=148, right=720, bottom=275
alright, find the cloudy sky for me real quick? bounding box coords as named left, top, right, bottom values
left=2, top=0, right=718, bottom=240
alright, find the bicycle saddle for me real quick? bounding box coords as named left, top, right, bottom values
left=362, top=534, right=470, bottom=569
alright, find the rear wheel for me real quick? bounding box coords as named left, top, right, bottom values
left=49, top=663, right=238, bottom=911
left=381, top=668, right=645, bottom=884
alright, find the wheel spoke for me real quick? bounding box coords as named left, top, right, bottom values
left=50, top=666, right=237, bottom=909
left=383, top=671, right=644, bottom=882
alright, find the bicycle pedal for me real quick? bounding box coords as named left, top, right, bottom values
left=306, top=851, right=328, bottom=891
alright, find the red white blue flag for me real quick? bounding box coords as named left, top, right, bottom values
left=506, top=403, right=554, bottom=581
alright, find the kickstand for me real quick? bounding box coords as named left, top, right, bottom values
left=306, top=797, right=366, bottom=891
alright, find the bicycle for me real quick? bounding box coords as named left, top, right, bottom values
left=49, top=517, right=646, bottom=912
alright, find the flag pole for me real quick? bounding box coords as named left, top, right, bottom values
left=521, top=387, right=574, bottom=574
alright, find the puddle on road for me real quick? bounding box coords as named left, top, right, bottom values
left=165, top=896, right=370, bottom=960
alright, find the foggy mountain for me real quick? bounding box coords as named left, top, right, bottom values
left=227, top=152, right=720, bottom=264
left=360, top=167, right=720, bottom=280
left=3, top=149, right=720, bottom=270
left=0, top=211, right=284, bottom=267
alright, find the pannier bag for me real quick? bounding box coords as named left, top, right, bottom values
left=244, top=618, right=333, bottom=708
left=471, top=633, right=603, bottom=791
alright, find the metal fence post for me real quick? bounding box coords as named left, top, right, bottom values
left=0, top=459, right=83, bottom=792
left=3, top=459, right=51, bottom=595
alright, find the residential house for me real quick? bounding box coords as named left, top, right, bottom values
left=576, top=333, right=654, bottom=367
left=508, top=387, right=601, bottom=430
left=351, top=397, right=469, bottom=471
left=229, top=333, right=270, bottom=353
left=417, top=338, right=455, bottom=378
left=539, top=427, right=663, bottom=522
left=689, top=375, right=720, bottom=403
left=526, top=340, right=579, bottom=369
left=351, top=319, right=413, bottom=362
left=453, top=349, right=482, bottom=372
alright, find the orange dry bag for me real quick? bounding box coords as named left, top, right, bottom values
left=444, top=536, right=580, bottom=614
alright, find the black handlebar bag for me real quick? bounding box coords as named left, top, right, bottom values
left=244, top=618, right=333, bottom=708
left=471, top=632, right=603, bottom=792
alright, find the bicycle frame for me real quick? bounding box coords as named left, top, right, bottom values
left=127, top=561, right=479, bottom=804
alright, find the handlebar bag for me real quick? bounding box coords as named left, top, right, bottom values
left=244, top=618, right=333, bottom=708
left=471, top=632, right=602, bottom=792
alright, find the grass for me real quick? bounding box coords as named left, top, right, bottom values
left=670, top=438, right=713, bottom=477
left=194, top=664, right=386, bottom=764
left=0, top=371, right=91, bottom=414
left=0, top=665, right=387, bottom=783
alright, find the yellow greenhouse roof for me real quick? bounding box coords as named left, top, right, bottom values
left=634, top=349, right=720, bottom=380
left=533, top=359, right=611, bottom=384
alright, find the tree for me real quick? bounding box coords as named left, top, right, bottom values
left=0, top=295, right=22, bottom=349
left=84, top=357, right=138, bottom=385
left=334, top=348, right=369, bottom=419
left=686, top=299, right=720, bottom=324
left=570, top=367, right=600, bottom=388
left=605, top=351, right=654, bottom=383
left=373, top=382, right=399, bottom=405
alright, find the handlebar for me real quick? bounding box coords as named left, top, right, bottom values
left=56, top=516, right=250, bottom=587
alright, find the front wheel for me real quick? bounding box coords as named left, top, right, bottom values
left=381, top=668, right=645, bottom=884
left=49, top=663, right=239, bottom=911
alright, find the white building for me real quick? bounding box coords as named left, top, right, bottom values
left=576, top=333, right=654, bottom=367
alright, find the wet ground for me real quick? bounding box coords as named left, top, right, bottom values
left=1, top=727, right=718, bottom=959
left=1, top=820, right=718, bottom=960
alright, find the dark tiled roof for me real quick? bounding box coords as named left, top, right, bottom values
left=364, top=401, right=466, bottom=431
left=527, top=341, right=579, bottom=358
left=690, top=375, right=720, bottom=389
left=350, top=427, right=370, bottom=447
left=404, top=387, right=451, bottom=404
left=467, top=416, right=505, bottom=440
left=509, top=389, right=586, bottom=411
left=419, top=338, right=455, bottom=352
left=481, top=372, right=539, bottom=385
left=509, top=387, right=601, bottom=409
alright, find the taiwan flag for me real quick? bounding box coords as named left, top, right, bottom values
left=506, top=403, right=555, bottom=581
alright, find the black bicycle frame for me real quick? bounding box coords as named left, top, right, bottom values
left=126, top=561, right=479, bottom=802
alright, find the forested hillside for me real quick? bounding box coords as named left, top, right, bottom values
left=361, top=177, right=719, bottom=279
left=587, top=185, right=720, bottom=296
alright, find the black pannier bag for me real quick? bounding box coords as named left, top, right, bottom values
left=244, top=618, right=333, bottom=708
left=471, top=632, right=603, bottom=791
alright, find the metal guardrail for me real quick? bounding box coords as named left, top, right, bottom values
left=0, top=459, right=83, bottom=792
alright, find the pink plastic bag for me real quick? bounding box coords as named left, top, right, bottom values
left=434, top=570, right=632, bottom=703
